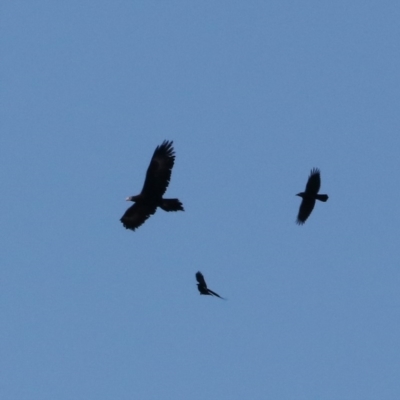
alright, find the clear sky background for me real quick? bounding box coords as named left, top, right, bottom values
left=2, top=2, right=400, bottom=399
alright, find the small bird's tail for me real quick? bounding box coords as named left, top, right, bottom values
left=160, top=198, right=184, bottom=212
left=316, top=194, right=329, bottom=202
left=208, top=289, right=226, bottom=300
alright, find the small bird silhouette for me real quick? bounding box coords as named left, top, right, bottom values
left=296, top=168, right=329, bottom=224
left=195, top=272, right=225, bottom=299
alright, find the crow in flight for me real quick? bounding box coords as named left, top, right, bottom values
left=120, top=140, right=184, bottom=231
left=296, top=168, right=328, bottom=225
left=196, top=272, right=225, bottom=299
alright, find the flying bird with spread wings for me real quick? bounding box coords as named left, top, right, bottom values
left=120, top=140, right=184, bottom=231
left=195, top=272, right=225, bottom=299
left=296, top=168, right=328, bottom=225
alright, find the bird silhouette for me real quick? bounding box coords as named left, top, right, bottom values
left=296, top=168, right=328, bottom=224
left=120, top=140, right=184, bottom=231
left=195, top=272, right=225, bottom=299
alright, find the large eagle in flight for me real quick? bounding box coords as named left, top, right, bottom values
left=296, top=168, right=328, bottom=225
left=120, top=140, right=184, bottom=231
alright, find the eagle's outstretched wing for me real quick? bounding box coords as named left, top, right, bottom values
left=120, top=203, right=157, bottom=231
left=141, top=140, right=176, bottom=199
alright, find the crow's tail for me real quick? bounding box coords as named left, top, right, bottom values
left=316, top=194, right=329, bottom=202
left=208, top=289, right=225, bottom=300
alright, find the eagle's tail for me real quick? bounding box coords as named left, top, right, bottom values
left=160, top=198, right=184, bottom=212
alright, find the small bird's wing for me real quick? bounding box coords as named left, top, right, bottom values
left=120, top=203, right=157, bottom=231
left=207, top=288, right=225, bottom=300
left=141, top=140, right=176, bottom=198
left=305, top=168, right=321, bottom=195
left=296, top=198, right=316, bottom=225
left=196, top=271, right=207, bottom=288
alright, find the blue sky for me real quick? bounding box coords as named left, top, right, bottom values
left=2, top=1, right=400, bottom=399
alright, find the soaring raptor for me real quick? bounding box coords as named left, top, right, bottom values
left=120, top=140, right=184, bottom=231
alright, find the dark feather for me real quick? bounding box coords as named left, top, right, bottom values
left=141, top=140, right=175, bottom=198
left=207, top=288, right=225, bottom=299
left=120, top=203, right=157, bottom=231
left=160, top=198, right=184, bottom=212
left=195, top=271, right=207, bottom=288
left=305, top=168, right=321, bottom=195
left=296, top=198, right=316, bottom=225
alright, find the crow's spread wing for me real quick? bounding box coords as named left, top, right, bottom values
left=296, top=198, right=316, bottom=225
left=196, top=271, right=207, bottom=288
left=305, top=168, right=321, bottom=195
